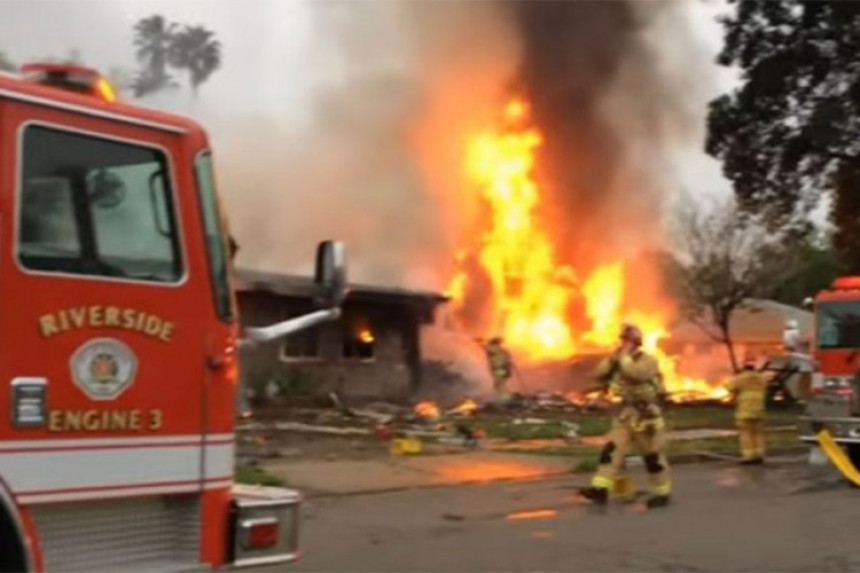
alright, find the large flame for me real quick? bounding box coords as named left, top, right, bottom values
left=456, top=98, right=576, bottom=361
left=449, top=96, right=727, bottom=401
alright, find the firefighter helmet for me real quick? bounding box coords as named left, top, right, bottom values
left=620, top=323, right=643, bottom=346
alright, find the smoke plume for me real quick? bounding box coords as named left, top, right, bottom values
left=509, top=0, right=719, bottom=286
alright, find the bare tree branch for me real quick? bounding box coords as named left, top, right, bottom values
left=667, top=196, right=802, bottom=373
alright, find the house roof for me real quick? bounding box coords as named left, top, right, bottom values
left=234, top=268, right=450, bottom=306
left=668, top=298, right=813, bottom=345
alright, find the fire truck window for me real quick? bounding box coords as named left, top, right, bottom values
left=18, top=125, right=182, bottom=283
left=818, top=301, right=860, bottom=349
left=19, top=178, right=81, bottom=257
left=195, top=153, right=234, bottom=322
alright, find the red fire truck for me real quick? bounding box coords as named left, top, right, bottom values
left=800, top=276, right=860, bottom=467
left=0, top=63, right=347, bottom=571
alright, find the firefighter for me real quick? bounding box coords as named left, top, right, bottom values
left=728, top=353, right=770, bottom=465
left=579, top=323, right=671, bottom=509
left=484, top=337, right=513, bottom=397
left=782, top=319, right=800, bottom=352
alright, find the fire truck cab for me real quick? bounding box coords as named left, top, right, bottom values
left=0, top=63, right=346, bottom=571
left=799, top=276, right=860, bottom=467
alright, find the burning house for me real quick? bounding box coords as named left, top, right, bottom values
left=225, top=2, right=733, bottom=404
left=236, top=269, right=448, bottom=405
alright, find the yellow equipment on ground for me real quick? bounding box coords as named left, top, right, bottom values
left=612, top=475, right=636, bottom=501
left=816, top=428, right=860, bottom=486
left=390, top=437, right=423, bottom=455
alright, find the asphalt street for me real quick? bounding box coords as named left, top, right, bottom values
left=287, top=459, right=860, bottom=572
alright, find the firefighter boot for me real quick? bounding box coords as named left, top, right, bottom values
left=646, top=494, right=670, bottom=509
left=579, top=486, right=609, bottom=506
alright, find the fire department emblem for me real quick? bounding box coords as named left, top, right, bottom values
left=70, top=338, right=138, bottom=400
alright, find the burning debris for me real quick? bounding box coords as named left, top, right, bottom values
left=413, top=401, right=442, bottom=422
left=447, top=398, right=480, bottom=417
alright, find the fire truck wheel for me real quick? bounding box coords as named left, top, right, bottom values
left=0, top=502, right=27, bottom=572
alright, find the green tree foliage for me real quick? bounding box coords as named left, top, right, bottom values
left=770, top=236, right=838, bottom=305
left=707, top=1, right=860, bottom=271
left=168, top=25, right=222, bottom=99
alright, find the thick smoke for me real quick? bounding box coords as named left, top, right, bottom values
left=223, top=1, right=521, bottom=289
left=510, top=0, right=717, bottom=277
left=511, top=1, right=645, bottom=274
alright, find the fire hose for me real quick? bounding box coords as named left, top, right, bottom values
left=815, top=428, right=860, bottom=487
left=242, top=308, right=342, bottom=344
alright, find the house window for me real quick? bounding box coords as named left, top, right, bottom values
left=280, top=312, right=321, bottom=361
left=343, top=318, right=375, bottom=361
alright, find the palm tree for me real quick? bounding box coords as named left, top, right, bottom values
left=132, top=15, right=176, bottom=97
left=168, top=25, right=222, bottom=99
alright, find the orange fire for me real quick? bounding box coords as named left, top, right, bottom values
left=453, top=97, right=576, bottom=361
left=506, top=509, right=559, bottom=521
left=414, top=401, right=441, bottom=421
left=357, top=326, right=374, bottom=344
left=449, top=96, right=727, bottom=401
left=448, top=399, right=479, bottom=416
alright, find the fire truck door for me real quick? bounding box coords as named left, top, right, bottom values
left=0, top=101, right=211, bottom=502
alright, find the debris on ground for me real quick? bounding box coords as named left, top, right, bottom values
left=237, top=386, right=754, bottom=468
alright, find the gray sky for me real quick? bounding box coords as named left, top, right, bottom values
left=0, top=0, right=320, bottom=122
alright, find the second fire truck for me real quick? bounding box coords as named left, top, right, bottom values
left=800, top=276, right=860, bottom=471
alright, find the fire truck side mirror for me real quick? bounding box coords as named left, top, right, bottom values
left=314, top=240, right=348, bottom=309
